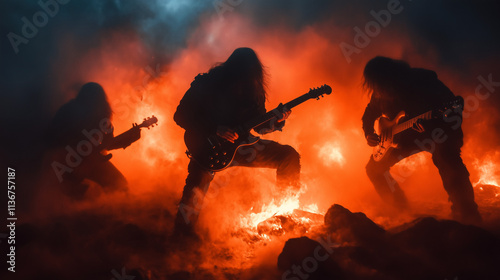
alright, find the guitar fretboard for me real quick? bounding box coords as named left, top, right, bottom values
left=242, top=92, right=319, bottom=131
left=393, top=110, right=432, bottom=135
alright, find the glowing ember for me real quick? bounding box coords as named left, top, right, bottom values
left=239, top=195, right=300, bottom=229
left=238, top=186, right=321, bottom=232
left=318, top=142, right=345, bottom=167
left=256, top=209, right=324, bottom=237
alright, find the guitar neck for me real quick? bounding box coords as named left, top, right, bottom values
left=393, top=110, right=433, bottom=135
left=104, top=116, right=157, bottom=150
left=242, top=93, right=313, bottom=131
left=103, top=126, right=138, bottom=150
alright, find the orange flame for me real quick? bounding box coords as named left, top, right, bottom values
left=51, top=12, right=500, bottom=241
left=238, top=185, right=320, bottom=231
left=474, top=158, right=500, bottom=187
left=317, top=142, right=346, bottom=167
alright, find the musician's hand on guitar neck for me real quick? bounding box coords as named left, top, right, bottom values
left=275, top=104, right=291, bottom=123
left=412, top=119, right=425, bottom=133
left=131, top=123, right=142, bottom=139
left=366, top=133, right=380, bottom=147
left=217, top=126, right=239, bottom=143
left=277, top=108, right=291, bottom=123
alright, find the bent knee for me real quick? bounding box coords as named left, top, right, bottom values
left=365, top=159, right=386, bottom=179
left=281, top=145, right=300, bottom=162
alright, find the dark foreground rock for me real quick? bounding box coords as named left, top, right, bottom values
left=324, top=204, right=386, bottom=246
left=277, top=236, right=344, bottom=280
left=391, top=217, right=500, bottom=279
left=278, top=204, right=500, bottom=280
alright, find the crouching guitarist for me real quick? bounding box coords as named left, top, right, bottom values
left=173, top=48, right=301, bottom=239
left=361, top=56, right=481, bottom=225
left=47, top=83, right=157, bottom=198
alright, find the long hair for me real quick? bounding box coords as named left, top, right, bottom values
left=47, top=82, right=112, bottom=147
left=363, top=56, right=411, bottom=99
left=209, top=47, right=268, bottom=104
left=75, top=82, right=113, bottom=120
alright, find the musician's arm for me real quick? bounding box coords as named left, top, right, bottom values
left=436, top=79, right=464, bottom=131
left=254, top=119, right=286, bottom=135
left=174, top=76, right=216, bottom=134
left=253, top=103, right=286, bottom=135
left=362, top=98, right=382, bottom=138
left=106, top=126, right=141, bottom=150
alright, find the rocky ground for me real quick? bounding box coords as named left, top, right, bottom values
left=2, top=184, right=499, bottom=280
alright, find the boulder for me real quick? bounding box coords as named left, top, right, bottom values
left=277, top=236, right=344, bottom=280
left=324, top=204, right=386, bottom=245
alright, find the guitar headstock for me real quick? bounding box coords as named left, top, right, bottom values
left=449, top=96, right=464, bottom=110
left=307, top=84, right=332, bottom=100
left=434, top=96, right=464, bottom=118
left=137, top=115, right=158, bottom=129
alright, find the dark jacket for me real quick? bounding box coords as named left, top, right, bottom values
left=362, top=68, right=457, bottom=137
left=47, top=99, right=112, bottom=148
left=174, top=73, right=285, bottom=135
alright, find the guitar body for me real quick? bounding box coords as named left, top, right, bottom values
left=372, top=111, right=406, bottom=162
left=185, top=130, right=260, bottom=171
left=183, top=84, right=332, bottom=171
left=371, top=96, right=464, bottom=162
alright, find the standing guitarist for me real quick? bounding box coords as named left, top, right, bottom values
left=173, top=47, right=300, bottom=239
left=361, top=56, right=481, bottom=225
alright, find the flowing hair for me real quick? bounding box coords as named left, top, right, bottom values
left=208, top=47, right=268, bottom=105
left=363, top=56, right=411, bottom=98
left=76, top=82, right=113, bottom=120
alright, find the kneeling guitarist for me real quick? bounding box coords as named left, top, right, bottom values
left=173, top=48, right=300, bottom=239
left=47, top=83, right=157, bottom=198
left=361, top=56, right=481, bottom=225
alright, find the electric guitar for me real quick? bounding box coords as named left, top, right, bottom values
left=372, top=97, right=463, bottom=162
left=100, top=115, right=158, bottom=160
left=185, top=85, right=332, bottom=171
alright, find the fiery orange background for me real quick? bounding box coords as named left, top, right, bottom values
left=36, top=12, right=500, bottom=271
